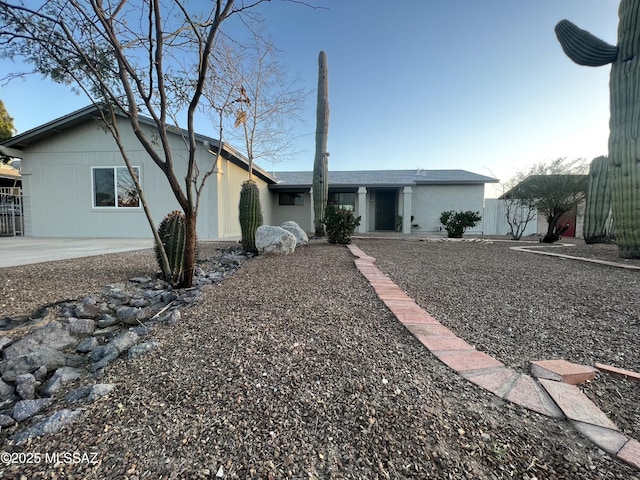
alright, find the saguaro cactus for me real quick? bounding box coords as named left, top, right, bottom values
left=155, top=210, right=187, bottom=285
left=555, top=2, right=640, bottom=258
left=313, top=50, right=330, bottom=237
left=584, top=156, right=613, bottom=244
left=239, top=180, right=263, bottom=253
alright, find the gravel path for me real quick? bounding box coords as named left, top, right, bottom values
left=0, top=240, right=639, bottom=479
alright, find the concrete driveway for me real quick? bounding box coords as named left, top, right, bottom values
left=0, top=237, right=153, bottom=268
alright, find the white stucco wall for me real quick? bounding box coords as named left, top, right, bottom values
left=215, top=159, right=272, bottom=239
left=269, top=190, right=313, bottom=232
left=411, top=184, right=486, bottom=234
left=19, top=118, right=226, bottom=239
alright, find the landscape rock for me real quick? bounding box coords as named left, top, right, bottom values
left=0, top=378, right=16, bottom=401
left=161, top=291, right=179, bottom=304
left=87, top=383, right=116, bottom=402
left=128, top=341, right=160, bottom=359
left=1, top=348, right=66, bottom=382
left=65, top=318, right=96, bottom=337
left=15, top=373, right=36, bottom=400
left=65, top=354, right=88, bottom=368
left=66, top=383, right=116, bottom=404
left=89, top=331, right=139, bottom=372
left=74, top=298, right=102, bottom=319
left=9, top=409, right=82, bottom=443
left=65, top=385, right=92, bottom=403
left=33, top=365, right=47, bottom=381
left=96, top=314, right=118, bottom=328
left=281, top=221, right=309, bottom=246
left=2, top=322, right=77, bottom=360
left=76, top=337, right=99, bottom=353
left=0, top=413, right=15, bottom=427
left=0, top=336, right=13, bottom=350
left=42, top=367, right=83, bottom=397
left=162, top=309, right=181, bottom=326
left=255, top=225, right=297, bottom=255
left=12, top=397, right=53, bottom=422
left=116, top=306, right=139, bottom=323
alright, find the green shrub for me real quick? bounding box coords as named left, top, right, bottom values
left=439, top=210, right=482, bottom=238
left=322, top=205, right=361, bottom=244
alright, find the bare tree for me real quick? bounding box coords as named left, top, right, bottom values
left=500, top=184, right=538, bottom=241
left=203, top=30, right=307, bottom=250
left=205, top=32, right=307, bottom=175
left=0, top=0, right=309, bottom=287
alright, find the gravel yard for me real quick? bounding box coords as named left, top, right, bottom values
left=0, top=239, right=639, bottom=479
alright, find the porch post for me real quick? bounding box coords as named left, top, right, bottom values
left=357, top=187, right=367, bottom=233
left=309, top=187, right=315, bottom=235
left=402, top=186, right=413, bottom=234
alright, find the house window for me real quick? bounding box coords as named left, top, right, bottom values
left=93, top=166, right=140, bottom=208
left=279, top=192, right=304, bottom=206
left=329, top=192, right=355, bottom=211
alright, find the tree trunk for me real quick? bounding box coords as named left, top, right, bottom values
left=542, top=213, right=563, bottom=243
left=181, top=211, right=198, bottom=288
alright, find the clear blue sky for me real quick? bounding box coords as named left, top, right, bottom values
left=0, top=1, right=619, bottom=197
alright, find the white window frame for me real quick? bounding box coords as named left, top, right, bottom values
left=91, top=166, right=141, bottom=209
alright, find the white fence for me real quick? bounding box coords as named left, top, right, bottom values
left=482, top=198, right=538, bottom=237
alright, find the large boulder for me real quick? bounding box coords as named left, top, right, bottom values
left=255, top=226, right=297, bottom=255
left=280, top=221, right=309, bottom=246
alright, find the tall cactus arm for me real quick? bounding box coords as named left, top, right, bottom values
left=555, top=20, right=618, bottom=67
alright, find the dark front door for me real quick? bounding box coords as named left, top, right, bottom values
left=375, top=189, right=397, bottom=231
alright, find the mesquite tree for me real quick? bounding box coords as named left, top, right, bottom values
left=0, top=0, right=311, bottom=286
left=509, top=159, right=588, bottom=243
left=555, top=1, right=640, bottom=258
left=313, top=50, right=329, bottom=237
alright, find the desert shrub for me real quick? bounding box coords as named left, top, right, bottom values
left=439, top=210, right=482, bottom=238
left=322, top=205, right=361, bottom=244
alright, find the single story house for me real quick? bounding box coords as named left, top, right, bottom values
left=0, top=105, right=498, bottom=239
left=269, top=170, right=498, bottom=235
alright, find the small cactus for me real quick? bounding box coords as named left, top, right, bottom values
left=239, top=180, right=263, bottom=253
left=155, top=210, right=187, bottom=285
left=584, top=156, right=613, bottom=244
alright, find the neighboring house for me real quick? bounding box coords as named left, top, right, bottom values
left=0, top=105, right=499, bottom=238
left=497, top=175, right=588, bottom=239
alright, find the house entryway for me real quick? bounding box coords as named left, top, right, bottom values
left=375, top=189, right=397, bottom=231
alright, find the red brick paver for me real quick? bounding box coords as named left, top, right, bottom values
left=539, top=379, right=618, bottom=430
left=595, top=363, right=640, bottom=383
left=618, top=439, right=640, bottom=470
left=531, top=359, right=597, bottom=385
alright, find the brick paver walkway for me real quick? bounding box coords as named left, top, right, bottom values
left=347, top=243, right=640, bottom=472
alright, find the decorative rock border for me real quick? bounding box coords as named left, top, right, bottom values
left=0, top=247, right=252, bottom=443
left=347, top=243, right=640, bottom=472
